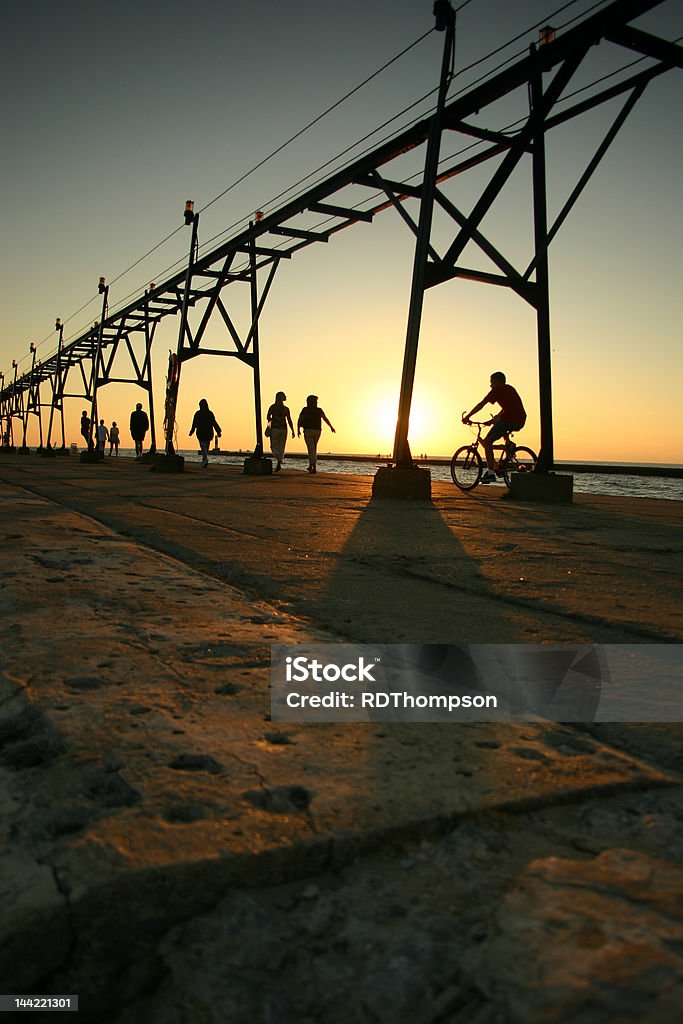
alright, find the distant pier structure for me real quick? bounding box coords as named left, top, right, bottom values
left=1, top=0, right=681, bottom=495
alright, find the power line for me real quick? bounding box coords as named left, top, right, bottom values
left=198, top=27, right=436, bottom=219
left=26, top=26, right=439, bottom=362
left=12, top=0, right=671, bottom=373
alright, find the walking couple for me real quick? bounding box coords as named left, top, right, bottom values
left=266, top=392, right=335, bottom=474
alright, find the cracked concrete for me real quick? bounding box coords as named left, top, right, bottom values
left=0, top=455, right=681, bottom=1022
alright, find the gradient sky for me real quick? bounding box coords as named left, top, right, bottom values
left=1, top=0, right=681, bottom=462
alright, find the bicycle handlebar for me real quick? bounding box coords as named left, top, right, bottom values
left=461, top=413, right=494, bottom=427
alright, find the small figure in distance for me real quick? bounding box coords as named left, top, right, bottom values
left=189, top=398, right=222, bottom=469
left=463, top=371, right=526, bottom=483
left=96, top=418, right=109, bottom=455
left=130, top=402, right=150, bottom=460
left=266, top=391, right=294, bottom=472
left=109, top=421, right=120, bottom=457
left=297, top=395, right=335, bottom=474
left=80, top=410, right=91, bottom=450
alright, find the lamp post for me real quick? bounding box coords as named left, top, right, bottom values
left=250, top=216, right=265, bottom=459
left=46, top=318, right=65, bottom=451
left=393, top=0, right=455, bottom=469
left=21, top=343, right=38, bottom=449
left=8, top=360, right=18, bottom=449
left=373, top=0, right=455, bottom=499
left=161, top=201, right=198, bottom=465
left=141, top=284, right=157, bottom=456
left=88, top=277, right=109, bottom=456
left=0, top=372, right=5, bottom=447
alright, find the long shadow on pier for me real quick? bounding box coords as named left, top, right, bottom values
left=313, top=493, right=523, bottom=643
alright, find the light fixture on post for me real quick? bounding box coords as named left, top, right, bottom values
left=23, top=343, right=38, bottom=450
left=154, top=200, right=199, bottom=472
left=7, top=360, right=18, bottom=449
left=433, top=0, right=454, bottom=32
left=45, top=318, right=66, bottom=453
left=242, top=211, right=272, bottom=476
left=539, top=25, right=555, bottom=46
left=375, top=0, right=455, bottom=499
left=0, top=371, right=4, bottom=448
left=83, top=276, right=109, bottom=462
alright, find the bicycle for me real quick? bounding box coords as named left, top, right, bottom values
left=450, top=416, right=537, bottom=491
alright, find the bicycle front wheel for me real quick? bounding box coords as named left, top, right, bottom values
left=502, top=446, right=538, bottom=487
left=451, top=446, right=484, bottom=490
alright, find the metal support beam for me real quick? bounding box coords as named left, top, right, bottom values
left=88, top=283, right=109, bottom=450
left=393, top=2, right=456, bottom=467
left=250, top=224, right=265, bottom=458
left=165, top=211, right=199, bottom=456
left=269, top=225, right=331, bottom=242
left=21, top=346, right=38, bottom=447
left=605, top=25, right=683, bottom=68
left=525, top=81, right=647, bottom=280
left=531, top=57, right=554, bottom=474
left=143, top=291, right=158, bottom=453
left=309, top=202, right=373, bottom=223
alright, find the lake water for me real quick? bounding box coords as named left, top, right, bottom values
left=174, top=450, right=683, bottom=502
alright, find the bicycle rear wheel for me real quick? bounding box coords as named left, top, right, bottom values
left=451, top=446, right=483, bottom=490
left=502, top=446, right=538, bottom=487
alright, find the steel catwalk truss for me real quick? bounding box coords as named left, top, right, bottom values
left=1, top=0, right=680, bottom=466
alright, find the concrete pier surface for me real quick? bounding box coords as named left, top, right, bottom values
left=1, top=454, right=682, bottom=1023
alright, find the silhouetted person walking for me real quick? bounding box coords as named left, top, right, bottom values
left=297, top=395, right=335, bottom=473
left=80, top=410, right=91, bottom=450
left=96, top=419, right=109, bottom=454
left=130, top=403, right=149, bottom=459
left=266, top=391, right=294, bottom=472
left=189, top=398, right=222, bottom=468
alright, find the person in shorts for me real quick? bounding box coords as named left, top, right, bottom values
left=109, top=422, right=120, bottom=456
left=463, top=371, right=526, bottom=483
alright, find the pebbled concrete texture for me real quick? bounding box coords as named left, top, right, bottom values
left=0, top=455, right=681, bottom=1022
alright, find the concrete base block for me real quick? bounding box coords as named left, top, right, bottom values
left=80, top=450, right=105, bottom=464
left=17, top=447, right=32, bottom=455
left=507, top=472, right=573, bottom=504
left=139, top=452, right=157, bottom=465
left=150, top=454, right=185, bottom=473
left=40, top=447, right=57, bottom=458
left=243, top=456, right=273, bottom=476
left=372, top=465, right=432, bottom=501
